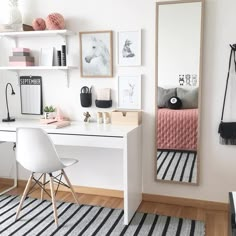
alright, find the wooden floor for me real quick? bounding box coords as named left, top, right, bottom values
left=0, top=184, right=228, bottom=236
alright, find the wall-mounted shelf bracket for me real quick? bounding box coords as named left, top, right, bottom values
left=59, top=69, right=70, bottom=87
left=57, top=33, right=67, bottom=42
left=16, top=71, right=20, bottom=85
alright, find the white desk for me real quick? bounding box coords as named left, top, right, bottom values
left=0, top=119, right=142, bottom=225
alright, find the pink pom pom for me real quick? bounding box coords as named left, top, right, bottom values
left=45, top=13, right=65, bottom=30
left=32, top=18, right=46, bottom=31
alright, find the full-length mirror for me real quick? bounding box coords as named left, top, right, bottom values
left=156, top=0, right=203, bottom=184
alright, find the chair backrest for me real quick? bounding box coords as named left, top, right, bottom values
left=16, top=128, right=64, bottom=173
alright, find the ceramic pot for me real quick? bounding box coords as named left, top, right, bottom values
left=44, top=112, right=56, bottom=119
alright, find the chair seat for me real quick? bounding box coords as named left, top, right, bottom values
left=60, top=158, right=78, bottom=167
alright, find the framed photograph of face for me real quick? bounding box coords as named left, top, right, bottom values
left=79, top=31, right=113, bottom=77
left=117, top=75, right=142, bottom=109
left=117, top=30, right=141, bottom=66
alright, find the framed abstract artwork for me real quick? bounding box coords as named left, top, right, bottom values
left=117, top=30, right=141, bottom=66
left=79, top=31, right=113, bottom=77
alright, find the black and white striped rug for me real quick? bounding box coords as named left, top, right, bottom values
left=0, top=195, right=205, bottom=235
left=157, top=150, right=197, bottom=183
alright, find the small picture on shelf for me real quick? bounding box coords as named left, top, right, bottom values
left=39, top=47, right=54, bottom=66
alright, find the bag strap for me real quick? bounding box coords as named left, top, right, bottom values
left=221, top=46, right=236, bottom=121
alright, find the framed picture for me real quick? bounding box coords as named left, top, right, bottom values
left=117, top=75, right=142, bottom=110
left=117, top=30, right=141, bottom=66
left=79, top=31, right=113, bottom=78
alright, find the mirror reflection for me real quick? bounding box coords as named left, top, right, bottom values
left=156, top=1, right=202, bottom=184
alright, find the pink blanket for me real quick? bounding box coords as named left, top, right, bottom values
left=156, top=108, right=198, bottom=151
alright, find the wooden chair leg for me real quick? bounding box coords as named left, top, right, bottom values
left=49, top=173, right=58, bottom=227
left=41, top=174, right=46, bottom=201
left=61, top=169, right=79, bottom=204
left=15, top=173, right=34, bottom=221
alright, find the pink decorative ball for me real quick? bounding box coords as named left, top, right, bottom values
left=45, top=13, right=65, bottom=30
left=32, top=18, right=46, bottom=31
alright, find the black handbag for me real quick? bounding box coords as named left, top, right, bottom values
left=218, top=44, right=236, bottom=145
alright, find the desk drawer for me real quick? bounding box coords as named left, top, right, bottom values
left=0, top=131, right=16, bottom=142
left=49, top=134, right=124, bottom=149
left=0, top=131, right=124, bottom=149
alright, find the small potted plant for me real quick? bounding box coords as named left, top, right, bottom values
left=44, top=105, right=56, bottom=119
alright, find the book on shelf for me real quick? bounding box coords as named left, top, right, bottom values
left=61, top=45, right=66, bottom=66
left=13, top=52, right=30, bottom=56
left=40, top=47, right=54, bottom=66
left=57, top=50, right=62, bottom=66
left=13, top=48, right=31, bottom=53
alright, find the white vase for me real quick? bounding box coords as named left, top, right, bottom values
left=5, top=0, right=22, bottom=31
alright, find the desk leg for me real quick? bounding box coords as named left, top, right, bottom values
left=0, top=146, right=18, bottom=195
left=123, top=126, right=142, bottom=225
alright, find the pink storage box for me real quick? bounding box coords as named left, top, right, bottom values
left=12, top=48, right=31, bottom=53
left=9, top=61, right=34, bottom=66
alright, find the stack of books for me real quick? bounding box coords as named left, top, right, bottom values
left=9, top=48, right=35, bottom=66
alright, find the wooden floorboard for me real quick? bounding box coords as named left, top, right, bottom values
left=0, top=184, right=228, bottom=236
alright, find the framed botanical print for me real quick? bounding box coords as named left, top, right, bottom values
left=79, top=31, right=113, bottom=78
left=117, top=30, right=141, bottom=66
left=117, top=75, right=142, bottom=110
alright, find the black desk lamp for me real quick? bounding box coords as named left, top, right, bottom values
left=2, top=83, right=15, bottom=122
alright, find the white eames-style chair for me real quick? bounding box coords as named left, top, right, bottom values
left=15, top=128, right=79, bottom=227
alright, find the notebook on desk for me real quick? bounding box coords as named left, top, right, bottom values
left=40, top=119, right=70, bottom=129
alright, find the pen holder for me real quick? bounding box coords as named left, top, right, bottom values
left=80, top=93, right=92, bottom=107
left=95, top=100, right=112, bottom=108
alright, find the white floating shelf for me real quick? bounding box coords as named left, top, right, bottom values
left=0, top=66, right=78, bottom=70
left=0, top=29, right=76, bottom=38
left=0, top=29, right=77, bottom=87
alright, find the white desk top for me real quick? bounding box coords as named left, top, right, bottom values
left=0, top=119, right=138, bottom=137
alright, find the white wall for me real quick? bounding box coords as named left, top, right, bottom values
left=1, top=0, right=236, bottom=203
left=0, top=0, right=150, bottom=192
